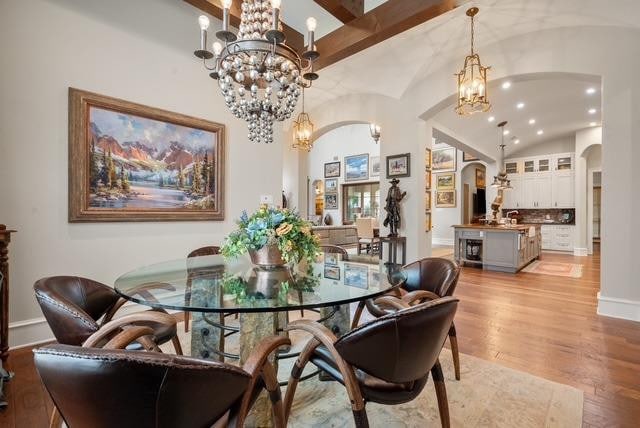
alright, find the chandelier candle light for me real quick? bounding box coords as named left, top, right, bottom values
left=370, top=123, right=381, bottom=144
left=292, top=88, right=314, bottom=151
left=455, top=7, right=491, bottom=115
left=194, top=0, right=320, bottom=144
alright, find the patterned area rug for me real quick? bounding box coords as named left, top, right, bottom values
left=166, top=319, right=583, bottom=427
left=522, top=261, right=583, bottom=278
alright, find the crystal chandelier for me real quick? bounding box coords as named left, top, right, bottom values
left=491, top=121, right=513, bottom=190
left=455, top=7, right=491, bottom=115
left=194, top=0, right=320, bottom=144
left=292, top=88, right=314, bottom=151
left=369, top=123, right=381, bottom=144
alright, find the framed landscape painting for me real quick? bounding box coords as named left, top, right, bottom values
left=386, top=153, right=411, bottom=178
left=344, top=154, right=369, bottom=182
left=436, top=173, right=455, bottom=190
left=325, top=178, right=338, bottom=193
left=436, top=190, right=456, bottom=208
left=463, top=152, right=479, bottom=162
left=370, top=156, right=380, bottom=177
left=69, top=88, right=225, bottom=222
left=433, top=147, right=457, bottom=172
left=476, top=168, right=486, bottom=188
left=324, top=161, right=340, bottom=178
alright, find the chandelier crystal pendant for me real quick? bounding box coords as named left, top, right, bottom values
left=292, top=88, right=314, bottom=151
left=194, top=0, right=320, bottom=144
left=455, top=7, right=491, bottom=116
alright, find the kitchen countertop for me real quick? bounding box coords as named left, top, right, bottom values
left=453, top=224, right=542, bottom=232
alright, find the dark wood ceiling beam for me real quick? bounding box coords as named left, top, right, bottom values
left=314, top=0, right=456, bottom=70
left=183, top=0, right=304, bottom=53
left=313, top=0, right=364, bottom=23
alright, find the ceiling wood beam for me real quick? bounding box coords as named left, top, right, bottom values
left=314, top=0, right=456, bottom=71
left=183, top=0, right=305, bottom=53
left=313, top=0, right=364, bottom=23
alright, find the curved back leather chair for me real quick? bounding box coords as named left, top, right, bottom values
left=34, top=335, right=289, bottom=428
left=284, top=297, right=458, bottom=428
left=34, top=276, right=181, bottom=354
left=320, top=245, right=348, bottom=257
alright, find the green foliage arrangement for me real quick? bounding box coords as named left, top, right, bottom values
left=221, top=206, right=320, bottom=264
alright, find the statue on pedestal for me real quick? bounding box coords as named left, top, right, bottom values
left=383, top=178, right=406, bottom=237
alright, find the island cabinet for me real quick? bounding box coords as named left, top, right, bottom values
left=502, top=153, right=575, bottom=209
left=453, top=224, right=541, bottom=273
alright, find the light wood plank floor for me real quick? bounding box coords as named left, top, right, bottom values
left=1, top=247, right=639, bottom=427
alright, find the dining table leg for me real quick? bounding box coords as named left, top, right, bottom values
left=240, top=312, right=279, bottom=427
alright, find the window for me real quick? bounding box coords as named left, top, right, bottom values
left=342, top=182, right=380, bottom=224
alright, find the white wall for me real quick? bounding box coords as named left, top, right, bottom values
left=0, top=0, right=284, bottom=346
left=574, top=127, right=603, bottom=256
left=508, top=135, right=576, bottom=158
left=306, top=124, right=380, bottom=224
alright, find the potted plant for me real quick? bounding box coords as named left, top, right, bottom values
left=221, top=206, right=320, bottom=268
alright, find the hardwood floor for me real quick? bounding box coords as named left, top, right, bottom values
left=1, top=247, right=639, bottom=427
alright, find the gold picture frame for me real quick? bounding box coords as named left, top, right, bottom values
left=436, top=190, right=456, bottom=208
left=436, top=173, right=455, bottom=190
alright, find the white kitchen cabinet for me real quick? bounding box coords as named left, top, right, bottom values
left=502, top=176, right=521, bottom=208
left=520, top=174, right=552, bottom=208
left=552, top=171, right=575, bottom=208
left=541, top=225, right=575, bottom=251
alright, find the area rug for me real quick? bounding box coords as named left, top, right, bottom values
left=165, top=320, right=584, bottom=427
left=522, top=261, right=583, bottom=278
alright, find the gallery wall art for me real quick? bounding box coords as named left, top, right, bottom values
left=344, top=154, right=369, bottom=182
left=386, top=153, right=411, bottom=178
left=436, top=173, right=456, bottom=190
left=68, top=88, right=225, bottom=222
left=436, top=190, right=456, bottom=208
left=324, top=161, right=340, bottom=178
left=432, top=147, right=457, bottom=172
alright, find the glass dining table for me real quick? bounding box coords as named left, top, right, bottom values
left=115, top=253, right=405, bottom=424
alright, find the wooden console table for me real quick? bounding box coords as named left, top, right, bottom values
left=0, top=226, right=16, bottom=362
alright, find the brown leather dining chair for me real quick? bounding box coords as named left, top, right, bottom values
left=284, top=296, right=459, bottom=428
left=319, top=244, right=348, bottom=257
left=352, top=257, right=462, bottom=380
left=34, top=276, right=182, bottom=354
left=185, top=245, right=221, bottom=333
left=34, top=328, right=290, bottom=428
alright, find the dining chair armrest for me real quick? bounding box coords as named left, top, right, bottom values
left=374, top=295, right=411, bottom=311
left=102, top=326, right=156, bottom=350
left=283, top=320, right=364, bottom=424
left=83, top=311, right=176, bottom=349
left=235, top=335, right=291, bottom=428
left=401, top=290, right=441, bottom=305
left=102, top=297, right=128, bottom=324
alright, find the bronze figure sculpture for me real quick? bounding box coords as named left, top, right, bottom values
left=383, top=178, right=406, bottom=237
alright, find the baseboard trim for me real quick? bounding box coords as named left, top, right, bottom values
left=433, top=238, right=454, bottom=246
left=597, top=292, right=640, bottom=322
left=573, top=247, right=588, bottom=257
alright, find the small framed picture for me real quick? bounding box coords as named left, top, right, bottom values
left=324, top=253, right=339, bottom=266
left=325, top=178, right=338, bottom=193
left=425, top=148, right=432, bottom=170
left=324, top=264, right=341, bottom=280
left=324, top=161, right=341, bottom=178
left=370, top=156, right=380, bottom=177
left=436, top=190, right=456, bottom=208
left=425, top=212, right=432, bottom=232
left=345, top=154, right=369, bottom=182
left=386, top=153, right=411, bottom=178
left=425, top=170, right=432, bottom=190
left=463, top=152, right=479, bottom=162
left=433, top=147, right=457, bottom=172
left=344, top=263, right=369, bottom=289
left=436, top=173, right=455, bottom=190
left=425, top=192, right=431, bottom=210
left=325, top=193, right=338, bottom=210
left=476, top=168, right=486, bottom=188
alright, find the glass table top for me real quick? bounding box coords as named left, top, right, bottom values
left=114, top=254, right=406, bottom=313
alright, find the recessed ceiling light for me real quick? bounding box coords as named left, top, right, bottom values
left=588, top=108, right=597, bottom=114
left=528, top=119, right=536, bottom=125
left=516, top=102, right=525, bottom=109
left=589, top=122, right=597, bottom=127
left=514, top=139, right=520, bottom=144
left=586, top=87, right=597, bottom=95
left=488, top=116, right=495, bottom=122
left=502, top=81, right=512, bottom=89
left=503, top=130, right=510, bottom=135
left=537, top=130, right=544, bottom=135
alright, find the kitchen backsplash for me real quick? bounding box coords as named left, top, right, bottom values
left=501, top=208, right=575, bottom=225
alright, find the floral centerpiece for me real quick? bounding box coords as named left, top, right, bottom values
left=221, top=206, right=320, bottom=267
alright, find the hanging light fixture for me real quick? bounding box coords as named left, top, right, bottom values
left=369, top=123, right=381, bottom=144
left=194, top=1, right=320, bottom=144
left=292, top=88, right=314, bottom=151
left=455, top=7, right=491, bottom=115
left=491, top=121, right=512, bottom=190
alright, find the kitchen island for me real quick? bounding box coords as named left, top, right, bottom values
left=453, top=224, right=541, bottom=273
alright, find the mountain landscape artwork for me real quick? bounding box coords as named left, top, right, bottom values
left=69, top=89, right=225, bottom=222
